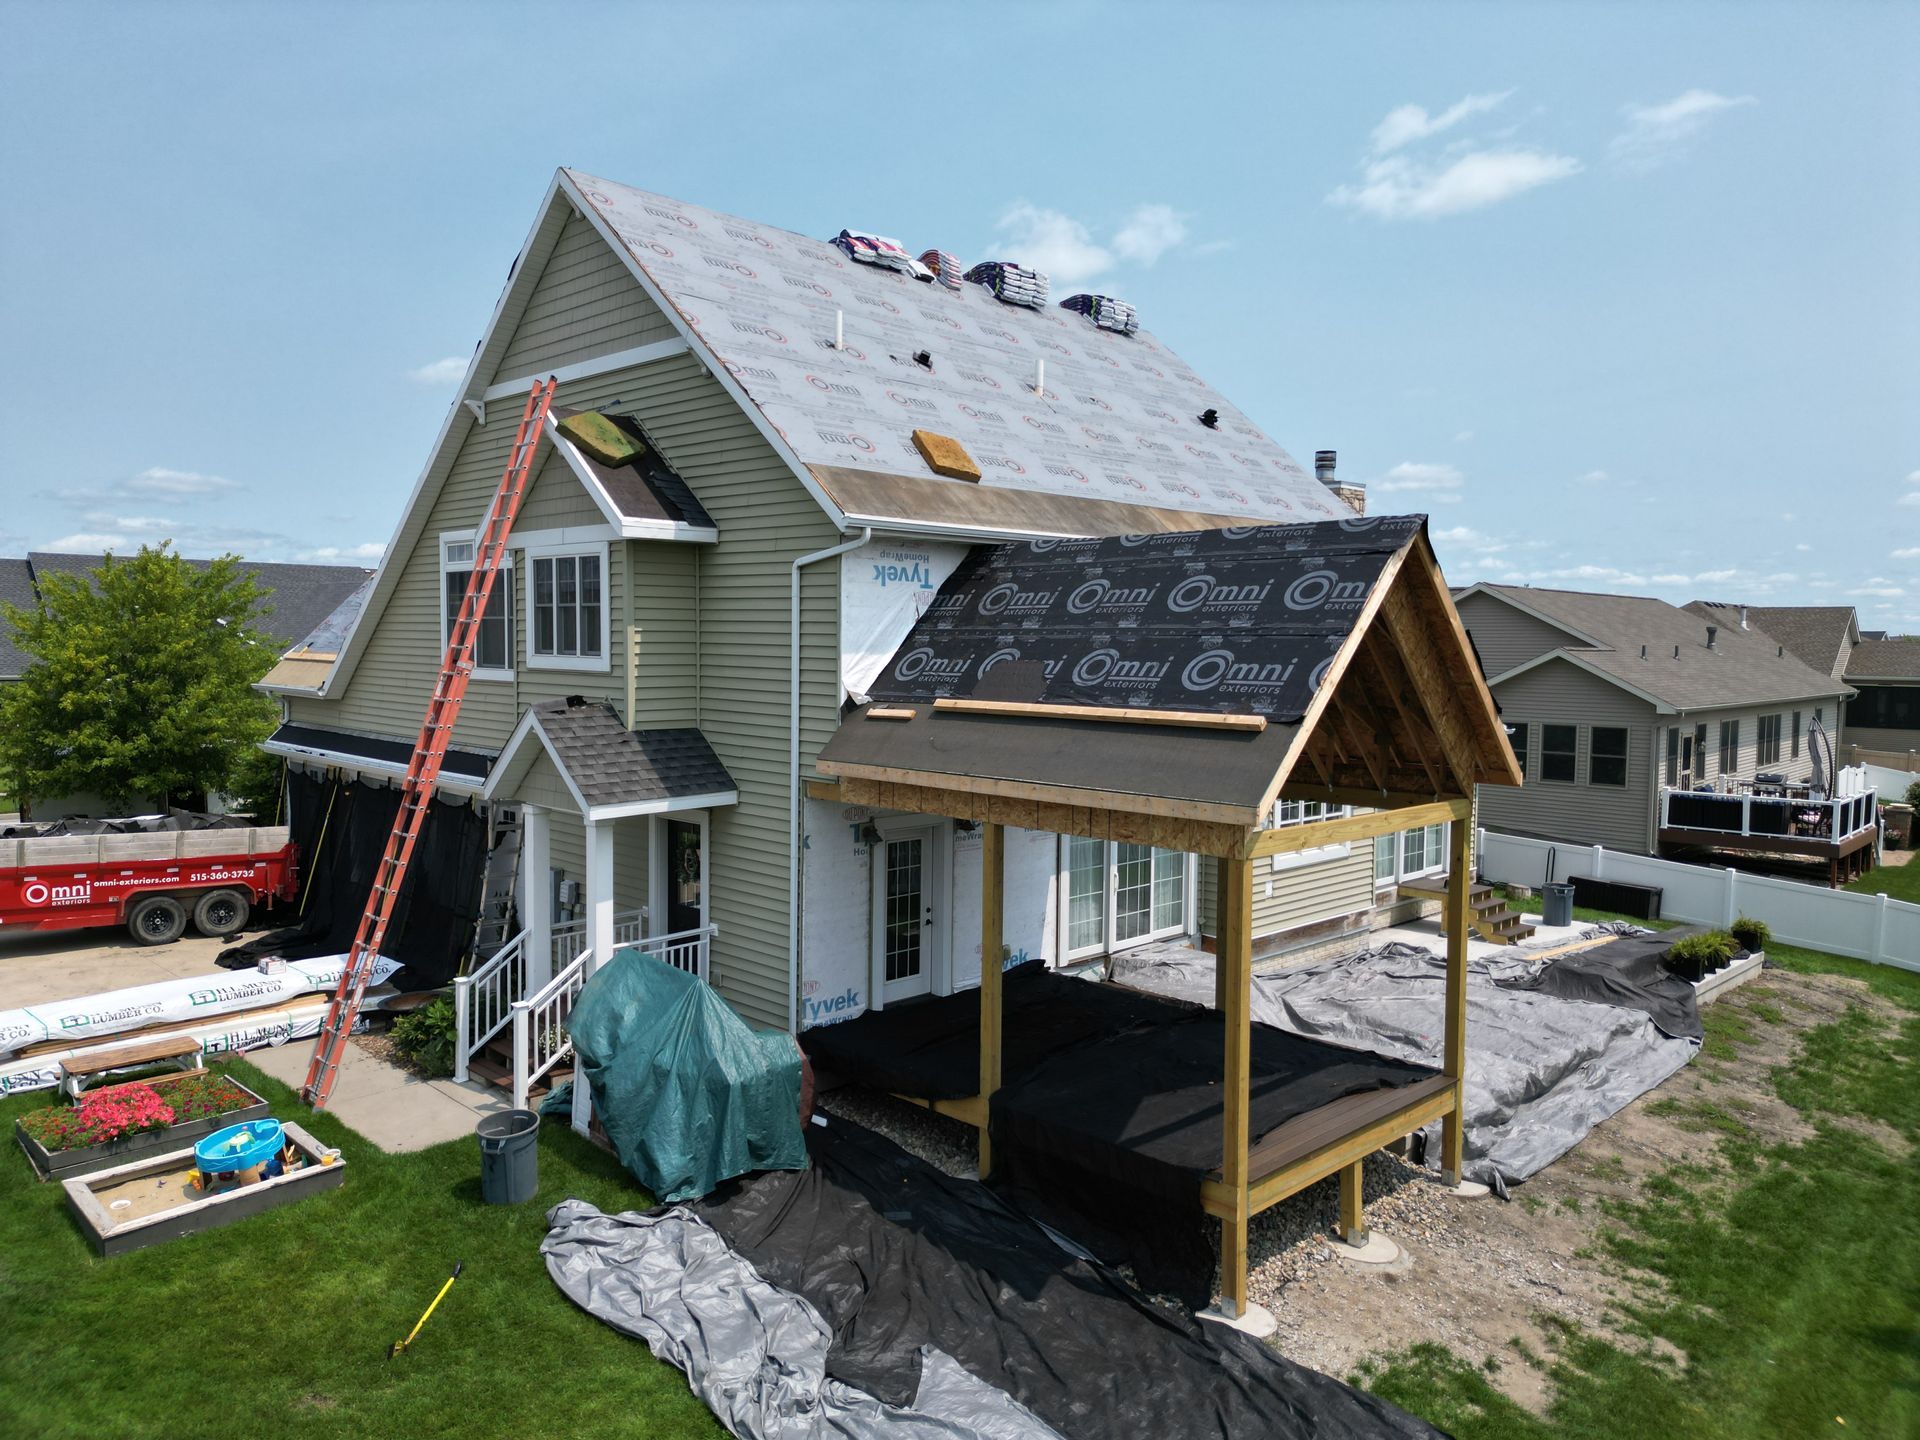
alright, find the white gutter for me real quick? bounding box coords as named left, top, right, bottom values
left=789, top=527, right=872, bottom=1031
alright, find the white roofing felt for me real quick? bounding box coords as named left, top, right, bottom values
left=566, top=171, right=1345, bottom=525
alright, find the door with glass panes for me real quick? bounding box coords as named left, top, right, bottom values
left=1062, top=836, right=1190, bottom=960
left=872, top=821, right=945, bottom=1004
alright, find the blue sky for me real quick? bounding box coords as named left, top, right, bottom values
left=3, top=2, right=1916, bottom=629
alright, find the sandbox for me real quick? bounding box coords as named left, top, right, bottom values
left=63, top=1120, right=344, bottom=1257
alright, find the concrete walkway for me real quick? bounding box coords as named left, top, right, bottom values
left=246, top=1039, right=518, bottom=1153
left=1373, top=911, right=1598, bottom=963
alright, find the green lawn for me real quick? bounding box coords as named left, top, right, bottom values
left=1848, top=852, right=1920, bottom=904
left=1353, top=939, right=1920, bottom=1439
left=0, top=1061, right=723, bottom=1440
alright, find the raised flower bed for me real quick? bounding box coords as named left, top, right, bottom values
left=14, top=1071, right=270, bottom=1182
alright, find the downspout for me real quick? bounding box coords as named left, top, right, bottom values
left=790, top=527, right=872, bottom=1031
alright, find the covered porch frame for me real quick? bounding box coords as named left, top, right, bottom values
left=822, top=772, right=1474, bottom=1319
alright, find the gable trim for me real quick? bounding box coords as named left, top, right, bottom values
left=479, top=336, right=690, bottom=414
left=1487, top=649, right=1674, bottom=713
left=1453, top=583, right=1606, bottom=650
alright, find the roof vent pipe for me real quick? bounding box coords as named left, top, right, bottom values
left=834, top=310, right=845, bottom=351
left=1032, top=358, right=1045, bottom=395
left=1739, top=605, right=1749, bottom=629
left=1316, top=450, right=1337, bottom=485
left=1674, top=645, right=1681, bottom=659
left=1706, top=625, right=1718, bottom=650
left=1640, top=644, right=1647, bottom=659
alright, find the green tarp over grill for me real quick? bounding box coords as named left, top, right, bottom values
left=567, top=947, right=807, bottom=1203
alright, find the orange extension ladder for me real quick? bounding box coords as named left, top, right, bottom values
left=301, top=378, right=556, bottom=1109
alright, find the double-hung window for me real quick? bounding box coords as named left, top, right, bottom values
left=1271, top=800, right=1353, bottom=871
left=1756, top=714, right=1781, bottom=766
left=1792, top=711, right=1802, bottom=759
left=527, top=544, right=608, bottom=669
left=1719, top=719, right=1740, bottom=775
left=1540, top=724, right=1577, bottom=783
left=1061, top=838, right=1190, bottom=959
left=1589, top=727, right=1628, bottom=787
left=441, top=536, right=512, bottom=677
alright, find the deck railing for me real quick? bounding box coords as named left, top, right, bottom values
left=1659, top=785, right=1878, bottom=846
left=451, top=932, right=525, bottom=1084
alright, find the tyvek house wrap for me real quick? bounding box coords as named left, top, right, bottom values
left=564, top=170, right=1347, bottom=526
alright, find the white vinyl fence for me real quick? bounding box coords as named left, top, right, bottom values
left=1477, top=829, right=1920, bottom=973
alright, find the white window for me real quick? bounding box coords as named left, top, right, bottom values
left=526, top=544, right=609, bottom=671
left=1060, top=837, right=1192, bottom=960
left=1270, top=800, right=1353, bottom=871
left=440, top=535, right=513, bottom=679
left=1373, top=822, right=1451, bottom=887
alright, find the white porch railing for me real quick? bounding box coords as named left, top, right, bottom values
left=511, top=948, right=591, bottom=1112
left=451, top=932, right=525, bottom=1084
left=641, top=922, right=718, bottom=982
left=549, top=907, right=647, bottom=972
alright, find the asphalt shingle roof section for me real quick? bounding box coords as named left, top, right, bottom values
left=23, top=553, right=374, bottom=649
left=0, top=558, right=38, bottom=678
left=1692, top=603, right=1857, bottom=681
left=1848, top=637, right=1920, bottom=680
left=551, top=408, right=716, bottom=530
left=1481, top=585, right=1850, bottom=710
left=531, top=698, right=735, bottom=808
left=564, top=170, right=1347, bottom=526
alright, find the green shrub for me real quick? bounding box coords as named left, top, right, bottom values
left=1730, top=916, right=1771, bottom=953
left=1666, top=930, right=1739, bottom=981
left=1905, top=778, right=1920, bottom=809
left=389, top=997, right=457, bottom=1077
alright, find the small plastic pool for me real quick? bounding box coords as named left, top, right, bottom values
left=194, top=1118, right=285, bottom=1175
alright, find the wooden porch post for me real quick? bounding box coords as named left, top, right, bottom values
left=1441, top=818, right=1471, bottom=1185
left=978, top=821, right=1005, bottom=1178
left=1217, top=853, right=1253, bottom=1318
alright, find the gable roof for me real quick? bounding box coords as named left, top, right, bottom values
left=1847, top=636, right=1920, bottom=681
left=1470, top=585, right=1850, bottom=713
left=819, top=515, right=1520, bottom=829
left=22, top=552, right=373, bottom=649
left=561, top=170, right=1347, bottom=532
left=483, top=698, right=737, bottom=819
left=1690, top=603, right=1858, bottom=682
left=0, top=558, right=37, bottom=679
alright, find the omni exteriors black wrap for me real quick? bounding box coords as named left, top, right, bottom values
left=695, top=1120, right=1448, bottom=1440
left=865, top=515, right=1425, bottom=718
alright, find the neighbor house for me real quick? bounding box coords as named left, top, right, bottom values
left=1456, top=583, right=1874, bottom=880
left=256, top=169, right=1493, bottom=1095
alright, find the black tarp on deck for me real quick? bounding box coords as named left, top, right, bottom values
left=802, top=964, right=1437, bottom=1305
left=695, top=1119, right=1448, bottom=1440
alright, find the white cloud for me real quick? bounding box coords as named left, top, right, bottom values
left=123, top=467, right=240, bottom=498
left=1851, top=584, right=1906, bottom=598
left=1692, top=568, right=1738, bottom=584
left=43, top=532, right=137, bottom=553
left=1795, top=543, right=1813, bottom=552
left=1432, top=525, right=1507, bottom=554
left=408, top=356, right=469, bottom=386
left=1330, top=148, right=1582, bottom=220
left=300, top=542, right=386, bottom=562
left=996, top=205, right=1112, bottom=284
left=1376, top=461, right=1465, bottom=493
left=1454, top=430, right=1475, bottom=443
left=1370, top=91, right=1514, bottom=155
left=1899, top=492, right=1920, bottom=508
left=1893, top=547, right=1920, bottom=560
left=1609, top=89, right=1756, bottom=170
left=1576, top=469, right=1610, bottom=484
left=1111, top=204, right=1188, bottom=266
left=1650, top=573, right=1693, bottom=586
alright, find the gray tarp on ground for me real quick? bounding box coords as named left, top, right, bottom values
left=1110, top=938, right=1696, bottom=1191
left=543, top=1199, right=1063, bottom=1440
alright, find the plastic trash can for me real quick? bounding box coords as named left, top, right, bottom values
left=1540, top=883, right=1576, bottom=928
left=476, top=1109, right=540, bottom=1205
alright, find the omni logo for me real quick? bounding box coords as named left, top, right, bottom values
left=816, top=339, right=867, bottom=360
left=1284, top=569, right=1370, bottom=611
left=918, top=308, right=963, bottom=330
left=979, top=454, right=1026, bottom=475
left=980, top=326, right=1019, bottom=344
left=1071, top=649, right=1169, bottom=688
left=1043, top=464, right=1088, bottom=483
left=1186, top=444, right=1220, bottom=460
left=978, top=582, right=1058, bottom=617
left=855, top=294, right=900, bottom=313
left=644, top=204, right=699, bottom=229
left=726, top=361, right=781, bottom=383
left=892, top=646, right=973, bottom=681
left=22, top=880, right=89, bottom=906
left=1067, top=579, right=1161, bottom=615
left=887, top=390, right=937, bottom=412
left=1022, top=416, right=1065, bottom=435
left=730, top=320, right=789, bottom=344
left=980, top=647, right=1024, bottom=673
left=1082, top=426, right=1120, bottom=444
left=1168, top=574, right=1273, bottom=614
left=725, top=225, right=776, bottom=249
left=702, top=255, right=757, bottom=279
left=585, top=190, right=614, bottom=206
left=817, top=428, right=876, bottom=453
left=958, top=369, right=1002, bottom=390
left=807, top=374, right=862, bottom=397
left=1308, top=655, right=1337, bottom=691
left=959, top=404, right=1005, bottom=423
left=783, top=275, right=832, bottom=296
left=1078, top=394, right=1113, bottom=411
left=1182, top=649, right=1296, bottom=693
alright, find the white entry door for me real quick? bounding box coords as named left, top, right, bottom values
left=872, top=821, right=944, bottom=1005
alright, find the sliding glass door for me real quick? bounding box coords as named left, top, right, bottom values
left=1062, top=838, right=1191, bottom=960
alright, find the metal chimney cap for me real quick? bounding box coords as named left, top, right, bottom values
left=1706, top=625, right=1718, bottom=648
left=1314, top=450, right=1337, bottom=482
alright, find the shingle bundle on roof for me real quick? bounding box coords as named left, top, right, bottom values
left=1060, top=292, right=1140, bottom=336
left=964, top=261, right=1049, bottom=309
left=917, top=249, right=963, bottom=291
left=831, top=229, right=923, bottom=278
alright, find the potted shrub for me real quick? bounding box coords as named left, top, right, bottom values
left=14, top=1071, right=271, bottom=1181
left=1729, top=916, right=1771, bottom=955
left=1664, top=930, right=1738, bottom=983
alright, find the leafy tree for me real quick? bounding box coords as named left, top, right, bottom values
left=0, top=545, right=279, bottom=810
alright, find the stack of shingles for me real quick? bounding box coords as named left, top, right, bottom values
left=831, top=229, right=927, bottom=278
left=1060, top=291, right=1139, bottom=335
left=917, top=249, right=964, bottom=291
left=964, top=260, right=1050, bottom=309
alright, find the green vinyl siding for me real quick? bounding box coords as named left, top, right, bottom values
left=1198, top=844, right=1377, bottom=946
left=513, top=448, right=608, bottom=532
left=494, top=206, right=679, bottom=376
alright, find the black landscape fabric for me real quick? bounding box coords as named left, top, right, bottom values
left=799, top=959, right=1191, bottom=1099
left=1496, top=927, right=1705, bottom=1041
left=696, top=1119, right=1448, bottom=1440
left=217, top=768, right=487, bottom=989
left=865, top=514, right=1424, bottom=718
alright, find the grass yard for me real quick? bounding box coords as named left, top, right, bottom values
left=0, top=1061, right=723, bottom=1440
left=1847, top=851, right=1920, bottom=904
left=1353, top=939, right=1920, bottom=1439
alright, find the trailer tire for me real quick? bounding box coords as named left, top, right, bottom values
left=127, top=895, right=187, bottom=946
left=192, top=888, right=251, bottom=938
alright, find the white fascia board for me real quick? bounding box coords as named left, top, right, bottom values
left=264, top=739, right=488, bottom=795
left=255, top=679, right=328, bottom=698
left=620, top=519, right=720, bottom=544
left=484, top=338, right=690, bottom=406
left=1453, top=584, right=1604, bottom=650
left=586, top=789, right=739, bottom=823
left=554, top=168, right=851, bottom=533
left=324, top=178, right=575, bottom=699
left=545, top=408, right=720, bottom=544
left=842, top=511, right=1092, bottom=544
left=1487, top=649, right=1676, bottom=713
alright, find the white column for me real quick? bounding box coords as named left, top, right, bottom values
left=521, top=803, right=552, bottom=993
left=585, top=815, right=616, bottom=974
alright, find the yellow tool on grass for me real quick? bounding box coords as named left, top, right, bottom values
left=388, top=1261, right=462, bottom=1359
